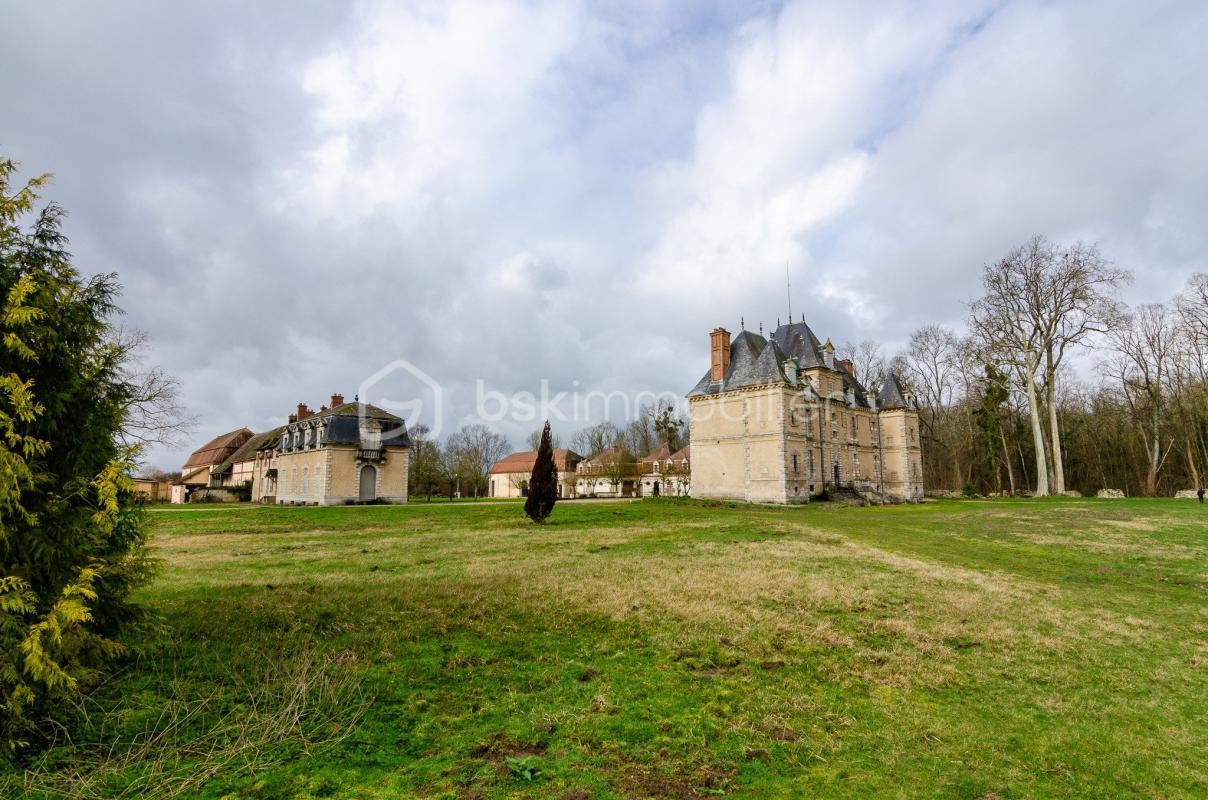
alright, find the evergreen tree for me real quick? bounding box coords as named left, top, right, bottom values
left=525, top=421, right=557, bottom=523
left=0, top=159, right=152, bottom=759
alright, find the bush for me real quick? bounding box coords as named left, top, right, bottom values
left=962, top=484, right=976, bottom=497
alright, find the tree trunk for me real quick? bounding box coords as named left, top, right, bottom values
left=1024, top=357, right=1050, bottom=496
left=999, top=424, right=1016, bottom=496
left=1187, top=442, right=1200, bottom=490
left=1147, top=404, right=1161, bottom=496
left=1046, top=374, right=1066, bottom=494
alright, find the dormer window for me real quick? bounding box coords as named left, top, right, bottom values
left=360, top=419, right=383, bottom=449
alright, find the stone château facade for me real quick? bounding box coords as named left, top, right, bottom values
left=253, top=394, right=411, bottom=505
left=687, top=321, right=923, bottom=503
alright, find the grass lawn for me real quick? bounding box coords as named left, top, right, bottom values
left=8, top=498, right=1207, bottom=799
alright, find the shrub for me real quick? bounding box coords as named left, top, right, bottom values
left=0, top=160, right=153, bottom=759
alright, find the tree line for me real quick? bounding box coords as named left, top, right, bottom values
left=406, top=401, right=688, bottom=500
left=844, top=236, right=1208, bottom=497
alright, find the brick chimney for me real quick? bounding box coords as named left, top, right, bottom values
left=838, top=358, right=854, bottom=376
left=297, top=402, right=311, bottom=420
left=288, top=413, right=298, bottom=424
left=710, top=327, right=731, bottom=382
left=330, top=393, right=344, bottom=408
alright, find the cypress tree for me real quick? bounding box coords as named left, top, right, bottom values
left=525, top=421, right=557, bottom=523
left=0, top=160, right=153, bottom=758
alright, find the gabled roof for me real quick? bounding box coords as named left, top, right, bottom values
left=490, top=449, right=582, bottom=474
left=172, top=466, right=210, bottom=485
left=669, top=445, right=690, bottom=463
left=579, top=447, right=634, bottom=467
left=640, top=443, right=672, bottom=463
left=212, top=428, right=282, bottom=475
left=876, top=372, right=912, bottom=410
left=182, top=428, right=254, bottom=469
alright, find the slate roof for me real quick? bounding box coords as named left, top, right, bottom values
left=271, top=402, right=412, bottom=453
left=876, top=372, right=912, bottom=410
left=687, top=320, right=870, bottom=401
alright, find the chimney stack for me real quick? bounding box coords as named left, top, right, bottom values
left=838, top=358, right=854, bottom=376
left=710, top=327, right=731, bottom=382
left=288, top=413, right=298, bottom=424
left=297, top=402, right=311, bottom=420
left=331, top=393, right=344, bottom=408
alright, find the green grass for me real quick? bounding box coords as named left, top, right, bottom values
left=7, top=498, right=1207, bottom=799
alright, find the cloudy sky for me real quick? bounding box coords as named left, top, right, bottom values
left=3, top=0, right=1206, bottom=468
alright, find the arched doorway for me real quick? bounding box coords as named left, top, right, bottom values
left=359, top=465, right=377, bottom=501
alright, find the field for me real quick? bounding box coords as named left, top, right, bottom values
left=8, top=498, right=1207, bottom=799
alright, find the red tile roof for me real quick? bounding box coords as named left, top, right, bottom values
left=490, top=449, right=581, bottom=474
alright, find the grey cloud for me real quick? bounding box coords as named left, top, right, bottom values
left=2, top=0, right=1204, bottom=468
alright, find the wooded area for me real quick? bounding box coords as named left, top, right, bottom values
left=850, top=236, right=1208, bottom=497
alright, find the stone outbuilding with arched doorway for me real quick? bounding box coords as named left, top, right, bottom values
left=268, top=395, right=411, bottom=505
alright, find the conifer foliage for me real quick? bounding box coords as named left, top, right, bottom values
left=0, top=159, right=152, bottom=759
left=524, top=421, right=558, bottom=523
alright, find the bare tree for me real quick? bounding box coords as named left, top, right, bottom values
left=971, top=238, right=1053, bottom=495
left=970, top=236, right=1129, bottom=495
left=599, top=446, right=635, bottom=496
left=1105, top=304, right=1177, bottom=495
left=840, top=339, right=887, bottom=390
left=622, top=411, right=657, bottom=457
left=648, top=398, right=686, bottom=451
left=571, top=420, right=620, bottom=458
left=407, top=424, right=444, bottom=501
left=1037, top=241, right=1130, bottom=493
left=111, top=327, right=195, bottom=449
left=526, top=427, right=561, bottom=450
left=445, top=424, right=510, bottom=498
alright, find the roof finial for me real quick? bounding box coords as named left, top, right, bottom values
left=759, top=322, right=763, bottom=335
left=740, top=316, right=745, bottom=330
left=786, top=262, right=792, bottom=325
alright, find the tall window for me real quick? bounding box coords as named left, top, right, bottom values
left=301, top=466, right=309, bottom=496
left=792, top=453, right=799, bottom=473
left=850, top=416, right=857, bottom=437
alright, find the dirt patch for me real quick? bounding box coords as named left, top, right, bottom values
left=617, top=762, right=735, bottom=800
